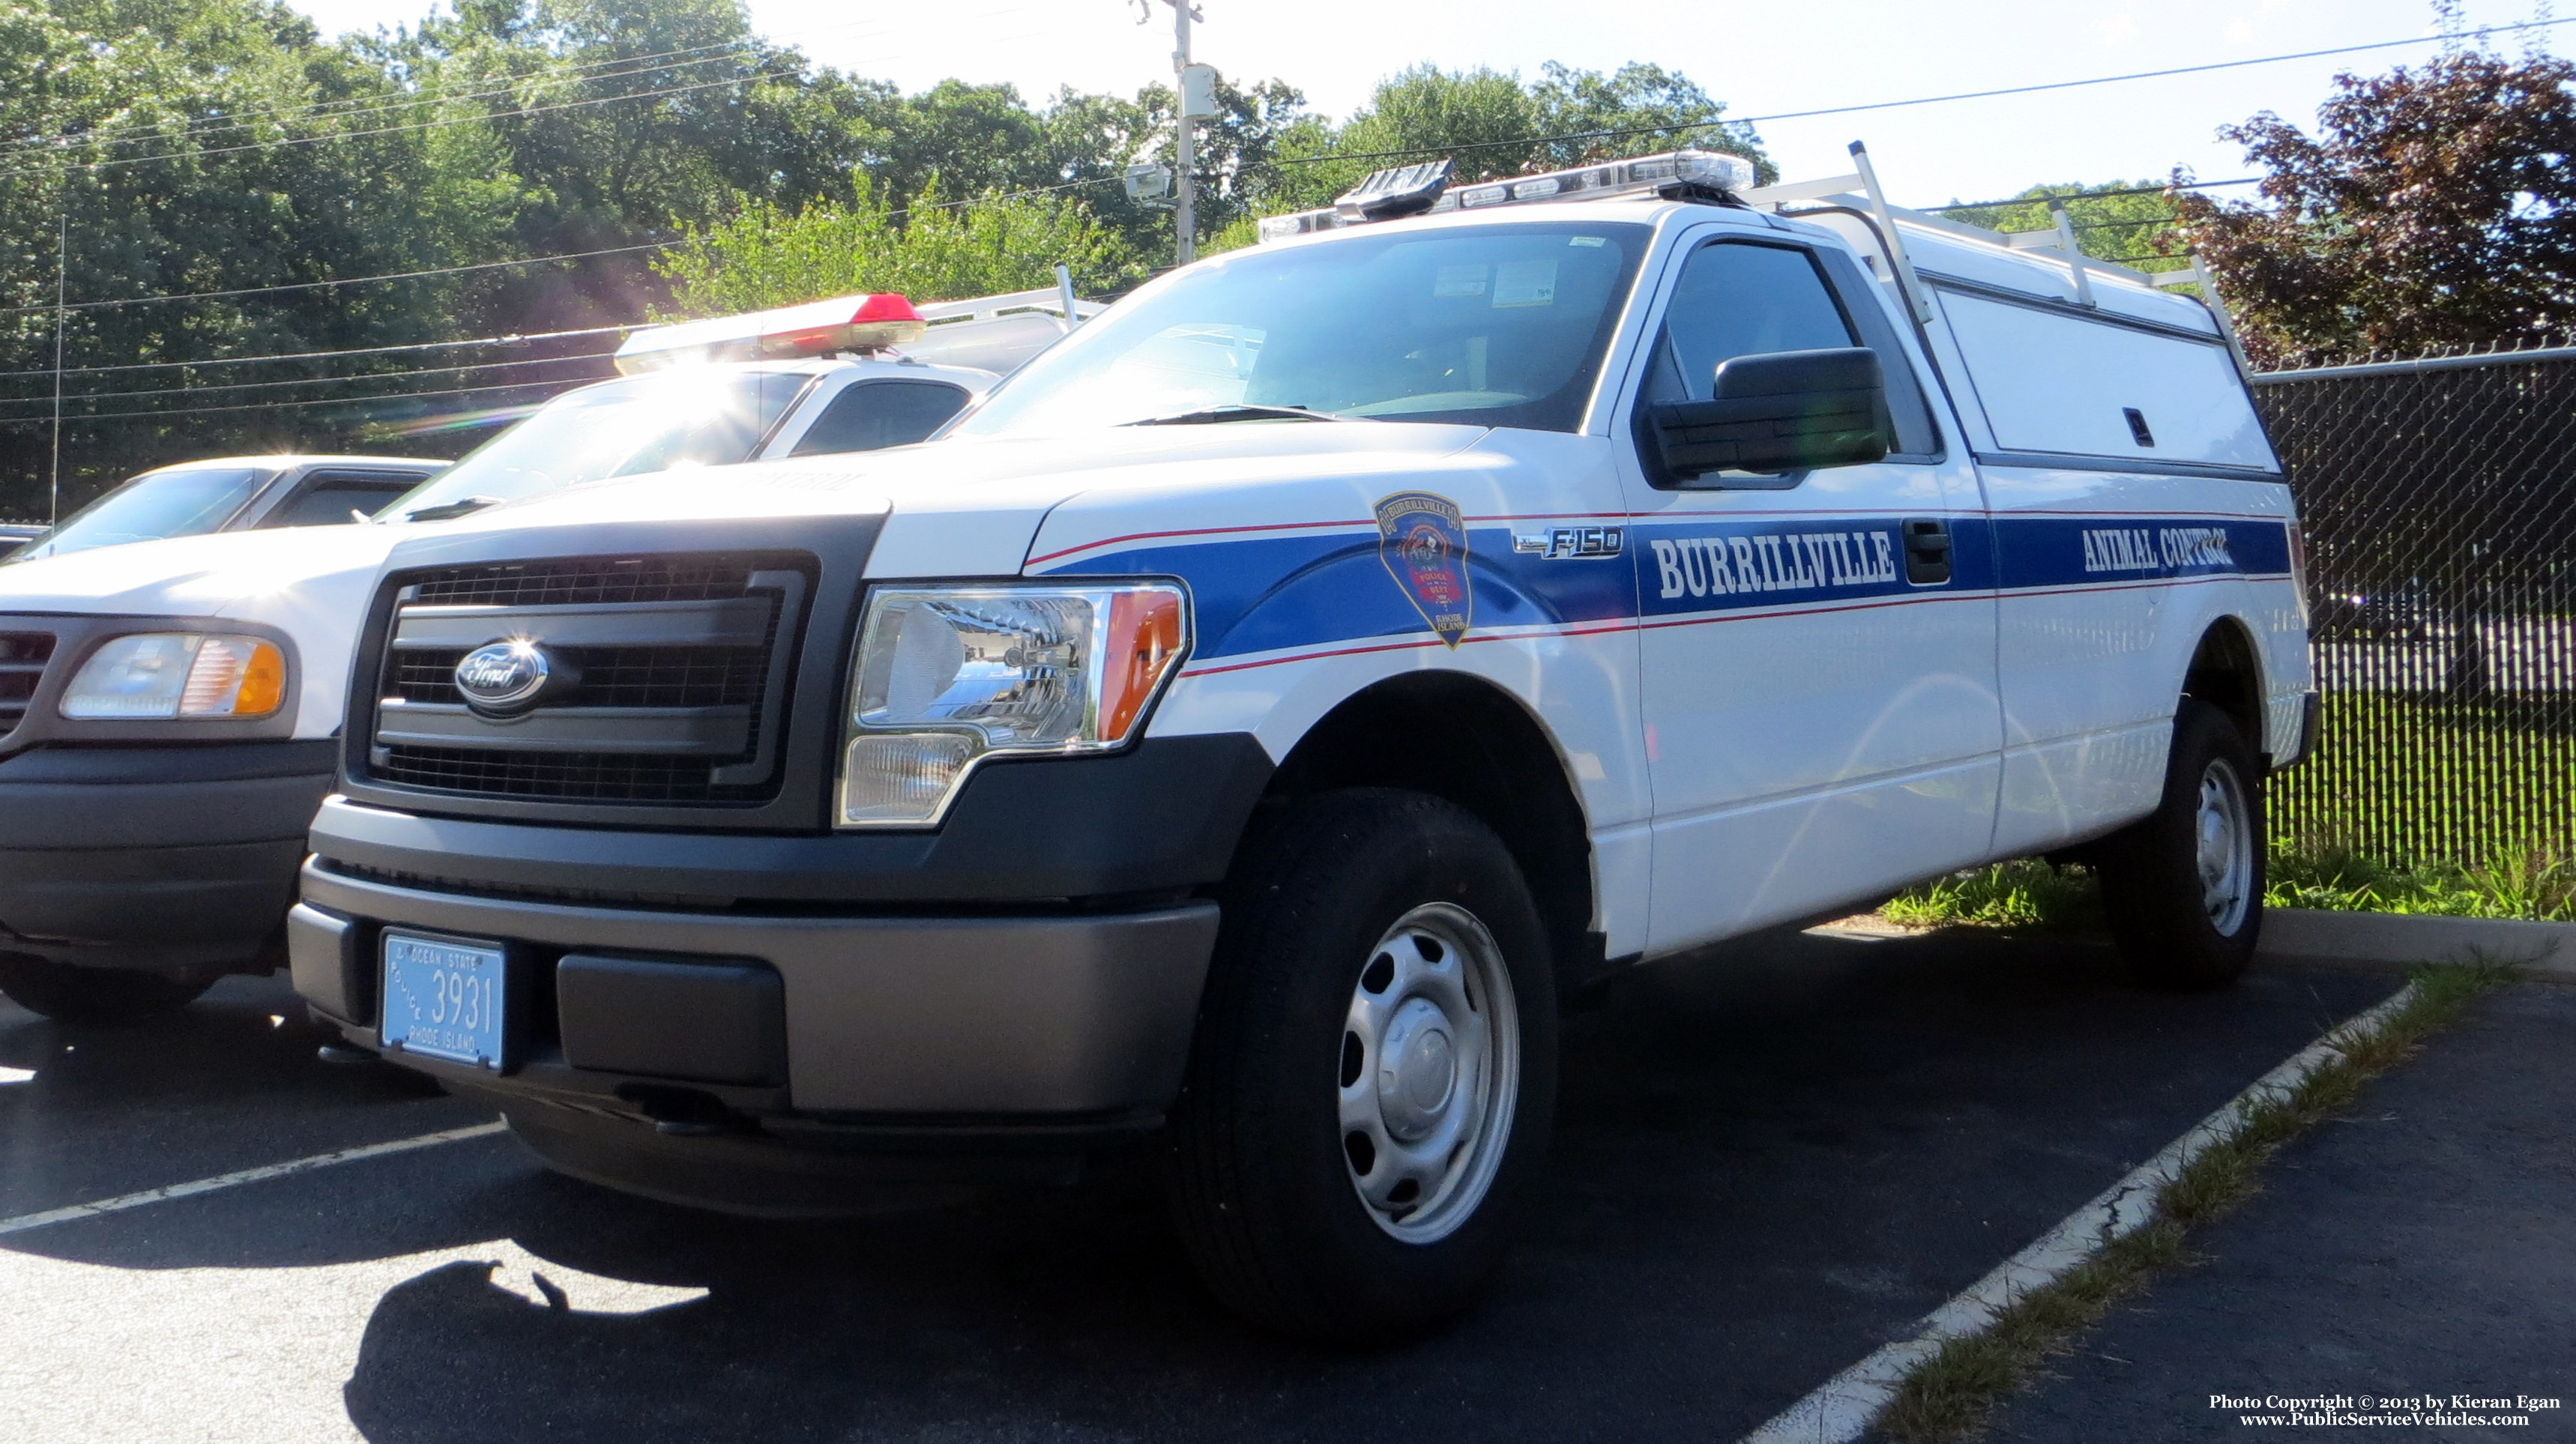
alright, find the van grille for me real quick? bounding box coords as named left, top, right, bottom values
left=367, top=554, right=805, bottom=806
left=0, top=631, right=56, bottom=738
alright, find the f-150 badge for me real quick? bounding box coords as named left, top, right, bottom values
left=1375, top=491, right=1473, bottom=647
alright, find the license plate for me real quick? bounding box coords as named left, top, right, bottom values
left=381, top=931, right=507, bottom=1070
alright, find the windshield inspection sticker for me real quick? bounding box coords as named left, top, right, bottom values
left=1433, top=264, right=1488, bottom=297
left=1492, top=260, right=1558, bottom=307
left=1376, top=492, right=1476, bottom=647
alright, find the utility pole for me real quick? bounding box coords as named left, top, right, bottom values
left=49, top=205, right=67, bottom=525
left=1168, top=0, right=1197, bottom=265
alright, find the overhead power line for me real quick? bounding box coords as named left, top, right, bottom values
left=0, top=241, right=675, bottom=318
left=0, top=324, right=632, bottom=381
left=1927, top=178, right=2262, bottom=212
left=0, top=65, right=803, bottom=181
left=0, top=375, right=583, bottom=427
left=0, top=0, right=1072, bottom=180
left=0, top=350, right=618, bottom=408
left=0, top=43, right=761, bottom=159
left=1272, top=16, right=2576, bottom=169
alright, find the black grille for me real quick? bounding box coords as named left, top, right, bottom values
left=369, top=552, right=803, bottom=806
left=408, top=557, right=755, bottom=608
left=369, top=747, right=749, bottom=803
left=390, top=644, right=770, bottom=708
left=0, top=631, right=55, bottom=737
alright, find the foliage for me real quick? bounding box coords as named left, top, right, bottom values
left=1941, top=181, right=2188, bottom=274
left=0, top=0, right=1761, bottom=516
left=2266, top=840, right=2575, bottom=922
left=2175, top=46, right=2576, bottom=368
left=1264, top=61, right=1770, bottom=214
left=1880, top=860, right=2100, bottom=932
left=651, top=178, right=1141, bottom=318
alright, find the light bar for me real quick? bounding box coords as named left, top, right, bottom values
left=1258, top=148, right=1760, bottom=244
left=614, top=293, right=927, bottom=374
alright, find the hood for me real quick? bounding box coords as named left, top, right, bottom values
left=430, top=423, right=1494, bottom=577
left=0, top=524, right=417, bottom=740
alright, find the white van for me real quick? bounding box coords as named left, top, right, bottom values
left=0, top=290, right=1087, bottom=1022
left=290, top=151, right=2313, bottom=1341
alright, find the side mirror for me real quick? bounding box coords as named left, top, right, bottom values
left=1648, top=347, right=1892, bottom=486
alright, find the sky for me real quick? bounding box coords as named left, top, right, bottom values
left=279, top=0, right=2566, bottom=209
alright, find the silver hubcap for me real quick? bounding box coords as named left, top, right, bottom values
left=1338, top=902, right=1520, bottom=1242
left=2195, top=757, right=2254, bottom=934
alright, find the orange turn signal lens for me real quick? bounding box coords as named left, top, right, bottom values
left=1097, top=587, right=1187, bottom=743
left=179, top=637, right=288, bottom=718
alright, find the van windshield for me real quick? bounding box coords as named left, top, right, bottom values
left=383, top=369, right=810, bottom=520
left=953, top=222, right=1650, bottom=438
left=8, top=466, right=270, bottom=561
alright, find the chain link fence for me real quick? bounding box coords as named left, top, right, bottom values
left=2252, top=345, right=2576, bottom=866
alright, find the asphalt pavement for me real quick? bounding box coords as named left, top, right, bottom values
left=1, top=927, right=2396, bottom=1443
left=1981, top=982, right=2576, bottom=1443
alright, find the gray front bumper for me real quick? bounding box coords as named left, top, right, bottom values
left=293, top=860, right=1218, bottom=1122
left=0, top=742, right=335, bottom=972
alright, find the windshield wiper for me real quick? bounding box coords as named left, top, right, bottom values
left=1124, top=404, right=1348, bottom=426
left=402, top=495, right=503, bottom=522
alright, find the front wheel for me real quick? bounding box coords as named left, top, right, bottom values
left=2097, top=698, right=2266, bottom=990
left=1165, top=788, right=1558, bottom=1345
left=0, top=953, right=219, bottom=1024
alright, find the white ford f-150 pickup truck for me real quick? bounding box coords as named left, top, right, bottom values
left=289, top=148, right=2315, bottom=1343
left=0, top=290, right=1086, bottom=1022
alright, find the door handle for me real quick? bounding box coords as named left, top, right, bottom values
left=1902, top=519, right=1952, bottom=584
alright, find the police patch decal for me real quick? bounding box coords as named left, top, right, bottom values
left=1375, top=491, right=1474, bottom=647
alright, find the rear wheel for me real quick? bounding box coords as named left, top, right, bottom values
left=0, top=954, right=219, bottom=1024
left=2097, top=698, right=2265, bottom=990
left=1165, top=788, right=1557, bottom=1344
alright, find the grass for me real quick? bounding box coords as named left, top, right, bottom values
left=2268, top=842, right=2576, bottom=922
left=1879, top=860, right=2100, bottom=933
left=1874, top=961, right=2518, bottom=1444
left=1880, top=842, right=2576, bottom=932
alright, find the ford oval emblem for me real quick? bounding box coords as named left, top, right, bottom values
left=453, top=640, right=552, bottom=712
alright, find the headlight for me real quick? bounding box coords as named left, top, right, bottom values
left=58, top=633, right=288, bottom=720
left=838, top=582, right=1189, bottom=826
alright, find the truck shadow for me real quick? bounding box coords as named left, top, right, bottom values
left=322, top=928, right=2395, bottom=1444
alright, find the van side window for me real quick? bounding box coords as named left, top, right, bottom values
left=789, top=380, right=971, bottom=456
left=1645, top=242, right=1856, bottom=408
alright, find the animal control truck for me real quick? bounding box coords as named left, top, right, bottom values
left=0, top=289, right=1088, bottom=1022
left=289, top=147, right=2314, bottom=1343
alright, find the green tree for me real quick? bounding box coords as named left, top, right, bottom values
left=1943, top=181, right=2187, bottom=274
left=2174, top=46, right=2576, bottom=367
left=1263, top=61, right=1769, bottom=215
left=651, top=176, right=1141, bottom=318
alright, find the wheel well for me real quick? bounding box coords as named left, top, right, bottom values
left=1261, top=674, right=1603, bottom=990
left=2184, top=619, right=2265, bottom=759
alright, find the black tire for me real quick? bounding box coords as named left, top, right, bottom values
left=1165, top=788, right=1558, bottom=1345
left=0, top=953, right=219, bottom=1024
left=2096, top=698, right=2266, bottom=991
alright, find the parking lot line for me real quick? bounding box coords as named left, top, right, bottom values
left=0, top=1120, right=508, bottom=1238
left=1740, top=981, right=2423, bottom=1444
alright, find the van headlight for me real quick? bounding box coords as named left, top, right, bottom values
left=58, top=632, right=289, bottom=720
left=838, top=582, right=1189, bottom=827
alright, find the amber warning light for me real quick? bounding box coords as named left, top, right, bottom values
left=614, top=293, right=928, bottom=374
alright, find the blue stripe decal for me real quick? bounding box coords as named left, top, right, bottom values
left=1991, top=516, right=2291, bottom=590
left=1040, top=513, right=2291, bottom=664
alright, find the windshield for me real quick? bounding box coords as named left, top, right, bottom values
left=8, top=466, right=270, bottom=561
left=383, top=369, right=810, bottom=519
left=954, top=222, right=1650, bottom=438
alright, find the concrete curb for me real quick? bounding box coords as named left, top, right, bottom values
left=2260, top=907, right=2576, bottom=978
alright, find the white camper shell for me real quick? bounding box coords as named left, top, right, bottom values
left=290, top=151, right=2311, bottom=1343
